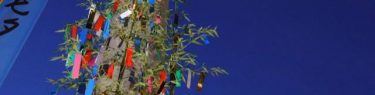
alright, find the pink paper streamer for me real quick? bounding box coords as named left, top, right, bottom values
left=72, top=53, right=82, bottom=79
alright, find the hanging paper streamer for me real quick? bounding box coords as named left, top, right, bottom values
left=84, top=79, right=95, bottom=95
left=175, top=69, right=182, bottom=87
left=119, top=10, right=133, bottom=19
left=71, top=24, right=78, bottom=39
left=202, top=34, right=210, bottom=45
left=94, top=15, right=105, bottom=34
left=147, top=77, right=153, bottom=93
left=72, top=53, right=82, bottom=79
left=187, top=69, right=192, bottom=89
left=125, top=48, right=134, bottom=68
left=112, top=0, right=120, bottom=13
left=103, top=16, right=111, bottom=40
left=107, top=63, right=114, bottom=78
left=65, top=51, right=75, bottom=67
left=197, top=72, right=206, bottom=92
left=148, top=0, right=156, bottom=5
left=79, top=29, right=88, bottom=50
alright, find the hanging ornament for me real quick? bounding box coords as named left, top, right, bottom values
left=197, top=72, right=206, bottom=92
left=72, top=53, right=82, bottom=79
left=125, top=48, right=134, bottom=68
left=84, top=79, right=95, bottom=95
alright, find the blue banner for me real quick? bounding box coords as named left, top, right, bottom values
left=0, top=0, right=48, bottom=87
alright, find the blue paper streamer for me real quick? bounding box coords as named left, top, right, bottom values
left=85, top=79, right=95, bottom=95
left=148, top=0, right=155, bottom=5
left=79, top=28, right=88, bottom=50
left=103, top=18, right=111, bottom=40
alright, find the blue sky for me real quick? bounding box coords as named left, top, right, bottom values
left=1, top=0, right=375, bottom=95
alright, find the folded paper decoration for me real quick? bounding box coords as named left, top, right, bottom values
left=72, top=53, right=82, bottom=79
left=85, top=79, right=95, bottom=95
left=125, top=48, right=134, bottom=68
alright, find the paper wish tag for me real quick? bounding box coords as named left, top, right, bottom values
left=107, top=63, right=114, bottom=78
left=71, top=24, right=78, bottom=39
left=112, top=0, right=120, bottom=13
left=103, top=17, right=111, bottom=40
left=72, top=53, right=82, bottom=79
left=65, top=51, right=75, bottom=67
left=147, top=77, right=153, bottom=93
left=119, top=10, right=133, bottom=19
left=94, top=15, right=105, bottom=35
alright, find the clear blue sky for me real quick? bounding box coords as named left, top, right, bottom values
left=1, top=0, right=375, bottom=95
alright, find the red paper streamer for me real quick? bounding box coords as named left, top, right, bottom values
left=71, top=24, right=78, bottom=39
left=84, top=49, right=92, bottom=64
left=94, top=15, right=105, bottom=32
left=125, top=48, right=133, bottom=68
left=112, top=0, right=119, bottom=13
left=107, top=63, right=114, bottom=78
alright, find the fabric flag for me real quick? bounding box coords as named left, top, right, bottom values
left=0, top=0, right=48, bottom=87
left=72, top=53, right=82, bottom=79
left=85, top=79, right=95, bottom=95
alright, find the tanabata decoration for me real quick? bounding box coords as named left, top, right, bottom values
left=84, top=79, right=95, bottom=95
left=50, top=0, right=227, bottom=95
left=72, top=53, right=82, bottom=79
